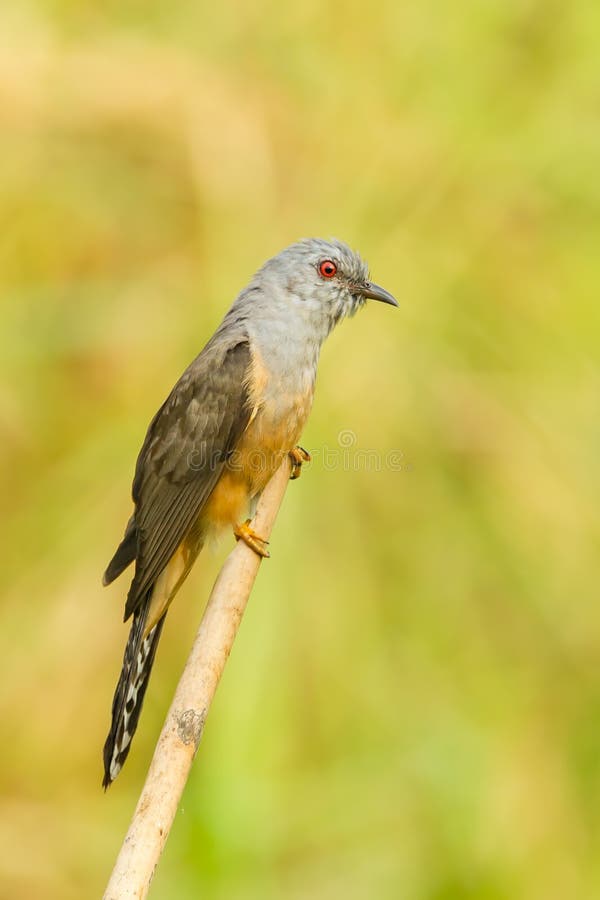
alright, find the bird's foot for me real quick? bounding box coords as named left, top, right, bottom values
left=234, top=519, right=270, bottom=558
left=289, top=446, right=311, bottom=480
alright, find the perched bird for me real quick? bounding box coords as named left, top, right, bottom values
left=102, top=238, right=397, bottom=787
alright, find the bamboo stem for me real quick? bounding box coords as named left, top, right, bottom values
left=104, top=458, right=292, bottom=899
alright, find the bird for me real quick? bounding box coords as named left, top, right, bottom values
left=102, top=237, right=397, bottom=787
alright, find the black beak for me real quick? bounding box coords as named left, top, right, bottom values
left=359, top=281, right=398, bottom=307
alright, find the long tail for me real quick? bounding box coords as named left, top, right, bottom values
left=102, top=592, right=166, bottom=788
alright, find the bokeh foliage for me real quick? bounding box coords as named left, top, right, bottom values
left=1, top=1, right=599, bottom=897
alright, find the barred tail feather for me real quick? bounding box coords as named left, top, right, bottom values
left=102, top=595, right=166, bottom=788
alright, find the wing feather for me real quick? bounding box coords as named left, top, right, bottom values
left=121, top=337, right=253, bottom=620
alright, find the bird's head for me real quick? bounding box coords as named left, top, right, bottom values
left=253, top=238, right=397, bottom=337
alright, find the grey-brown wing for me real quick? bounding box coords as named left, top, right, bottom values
left=119, top=338, right=252, bottom=620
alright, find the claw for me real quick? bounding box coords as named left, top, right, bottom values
left=289, top=446, right=311, bottom=480
left=234, top=519, right=270, bottom=558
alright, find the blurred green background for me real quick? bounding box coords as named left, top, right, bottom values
left=1, top=1, right=599, bottom=897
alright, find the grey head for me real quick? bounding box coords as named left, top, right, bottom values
left=228, top=238, right=397, bottom=348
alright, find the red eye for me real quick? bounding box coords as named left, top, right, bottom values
left=319, top=259, right=337, bottom=278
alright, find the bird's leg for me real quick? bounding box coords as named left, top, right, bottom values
left=289, top=446, right=311, bottom=480
left=234, top=519, right=270, bottom=558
